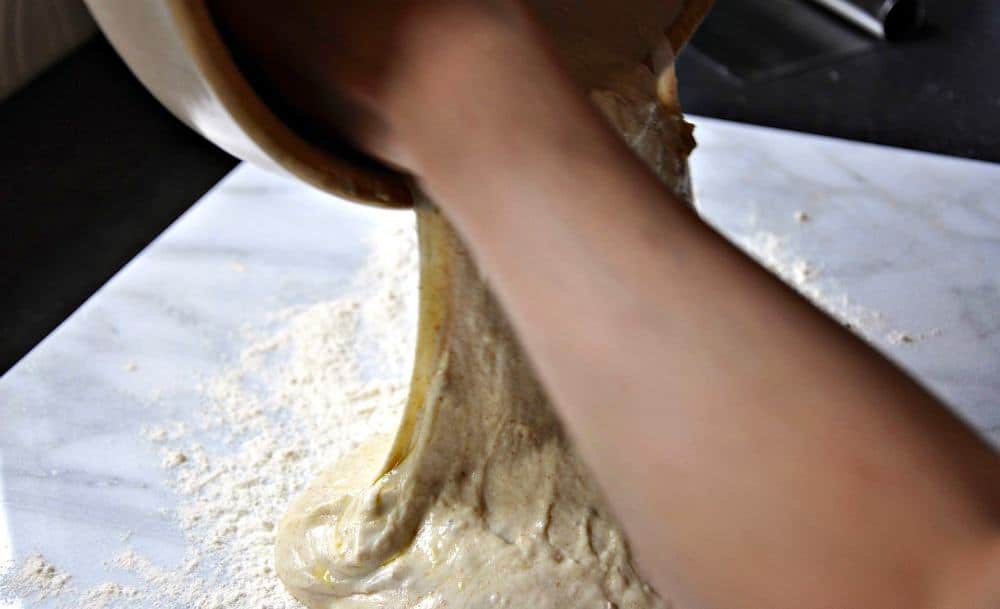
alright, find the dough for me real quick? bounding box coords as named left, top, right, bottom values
left=275, top=25, right=696, bottom=609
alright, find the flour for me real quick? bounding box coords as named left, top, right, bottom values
left=740, top=230, right=930, bottom=344
left=116, top=211, right=420, bottom=609
left=80, top=582, right=140, bottom=609
left=887, top=328, right=942, bottom=346
left=887, top=330, right=915, bottom=344
left=0, top=211, right=419, bottom=609
left=752, top=227, right=942, bottom=346
left=0, top=195, right=933, bottom=609
left=106, top=211, right=415, bottom=609
left=161, top=450, right=188, bottom=468
left=0, top=554, right=72, bottom=602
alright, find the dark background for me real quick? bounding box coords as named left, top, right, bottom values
left=2, top=0, right=998, bottom=374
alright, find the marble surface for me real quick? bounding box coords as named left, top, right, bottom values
left=1, top=117, right=998, bottom=607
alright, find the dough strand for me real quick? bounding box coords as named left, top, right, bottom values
left=277, top=58, right=694, bottom=609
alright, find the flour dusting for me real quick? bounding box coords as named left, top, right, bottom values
left=0, top=190, right=931, bottom=607
left=739, top=230, right=930, bottom=343
left=0, top=554, right=73, bottom=602
left=0, top=211, right=419, bottom=609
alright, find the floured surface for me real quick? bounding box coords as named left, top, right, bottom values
left=0, top=554, right=73, bottom=602
left=1, top=119, right=998, bottom=609
left=688, top=118, right=1000, bottom=433
left=0, top=194, right=423, bottom=609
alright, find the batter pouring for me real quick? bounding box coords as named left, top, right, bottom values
left=275, top=58, right=694, bottom=608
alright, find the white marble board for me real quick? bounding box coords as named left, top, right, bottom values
left=1, top=117, right=998, bottom=607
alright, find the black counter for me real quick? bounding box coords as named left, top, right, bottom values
left=677, top=0, right=1000, bottom=162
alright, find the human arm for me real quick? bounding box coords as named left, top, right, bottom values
left=398, top=26, right=1000, bottom=609
left=209, top=3, right=1000, bottom=607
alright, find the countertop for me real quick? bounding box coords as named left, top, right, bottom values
left=1, top=117, right=998, bottom=608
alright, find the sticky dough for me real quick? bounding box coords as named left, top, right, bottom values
left=275, top=18, right=696, bottom=609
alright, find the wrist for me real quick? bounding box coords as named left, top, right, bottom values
left=380, top=6, right=608, bottom=183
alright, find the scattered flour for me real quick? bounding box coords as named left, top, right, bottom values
left=0, top=211, right=420, bottom=609
left=0, top=554, right=73, bottom=602
left=161, top=450, right=188, bottom=469
left=142, top=426, right=168, bottom=443
left=80, top=582, right=140, bottom=609
left=745, top=230, right=878, bottom=330
left=124, top=212, right=420, bottom=609
left=142, top=422, right=188, bottom=444
left=1, top=201, right=934, bottom=608
left=887, top=330, right=915, bottom=345
left=887, top=328, right=943, bottom=346
left=741, top=229, right=936, bottom=345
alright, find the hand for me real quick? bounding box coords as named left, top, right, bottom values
left=207, top=0, right=533, bottom=169
left=206, top=0, right=685, bottom=172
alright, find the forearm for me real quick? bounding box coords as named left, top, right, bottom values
left=397, top=22, right=1000, bottom=609
left=205, top=0, right=1000, bottom=603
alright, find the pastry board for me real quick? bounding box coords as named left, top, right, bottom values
left=1, top=117, right=998, bottom=607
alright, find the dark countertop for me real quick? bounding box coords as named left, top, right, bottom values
left=678, top=0, right=1000, bottom=162
left=2, top=0, right=998, bottom=374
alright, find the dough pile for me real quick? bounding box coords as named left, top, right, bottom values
left=276, top=11, right=696, bottom=608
